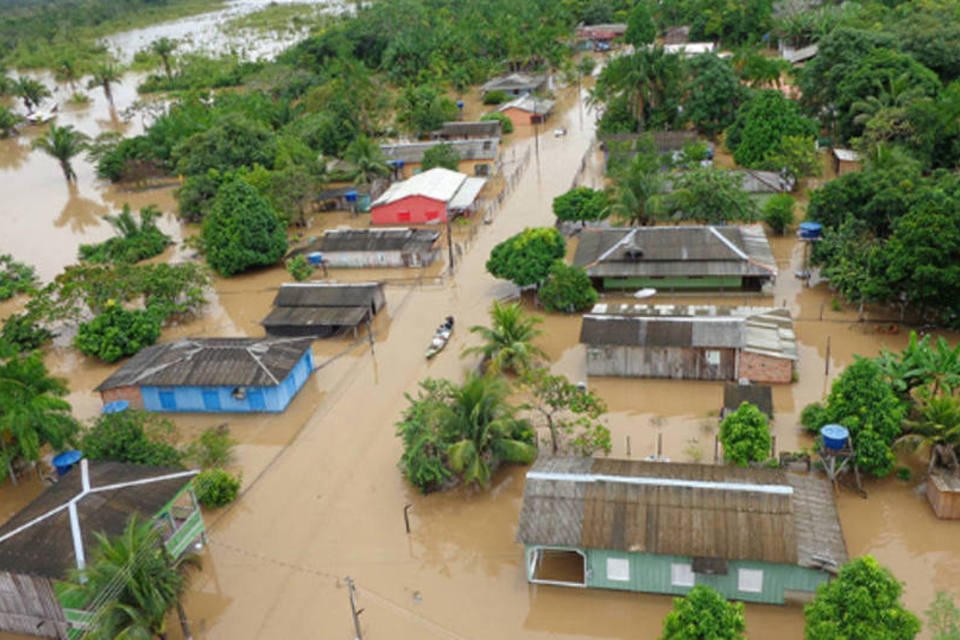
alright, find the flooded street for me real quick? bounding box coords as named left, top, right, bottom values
left=1, top=57, right=959, bottom=640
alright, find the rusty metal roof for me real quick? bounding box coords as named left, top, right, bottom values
left=307, top=228, right=440, bottom=254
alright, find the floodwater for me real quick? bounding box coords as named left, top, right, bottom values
left=0, top=64, right=959, bottom=640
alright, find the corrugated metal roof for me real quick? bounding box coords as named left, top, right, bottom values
left=96, top=338, right=313, bottom=390
left=448, top=177, right=487, bottom=210
left=309, top=228, right=440, bottom=253
left=436, top=121, right=502, bottom=138
left=832, top=148, right=860, bottom=162
left=372, top=168, right=466, bottom=207
left=380, top=138, right=499, bottom=164
left=517, top=457, right=848, bottom=570
left=273, top=283, right=383, bottom=308
left=499, top=95, right=555, bottom=115
left=262, top=306, right=368, bottom=328
left=481, top=73, right=546, bottom=93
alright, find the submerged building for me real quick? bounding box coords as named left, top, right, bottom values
left=262, top=283, right=387, bottom=338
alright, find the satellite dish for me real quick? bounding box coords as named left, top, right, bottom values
left=633, top=288, right=657, bottom=299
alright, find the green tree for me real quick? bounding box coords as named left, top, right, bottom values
left=538, top=262, right=598, bottom=313
left=486, top=227, right=566, bottom=288
left=0, top=254, right=37, bottom=300
left=150, top=37, right=178, bottom=79
left=344, top=135, right=390, bottom=185
left=552, top=187, right=610, bottom=223
left=184, top=424, right=236, bottom=469
left=480, top=111, right=513, bottom=134
left=763, top=135, right=820, bottom=185
left=64, top=514, right=198, bottom=640
left=607, top=142, right=669, bottom=225
left=286, top=254, right=313, bottom=281
left=0, top=341, right=78, bottom=482
left=685, top=54, right=747, bottom=138
left=421, top=143, right=461, bottom=171
left=396, top=84, right=458, bottom=137
left=725, top=90, right=817, bottom=168
left=75, top=303, right=163, bottom=363
left=1, top=313, right=54, bottom=353
left=202, top=176, right=288, bottom=276
left=32, top=124, right=89, bottom=183
left=669, top=167, right=758, bottom=223
left=87, top=62, right=121, bottom=107
left=521, top=368, right=610, bottom=455
left=661, top=585, right=746, bottom=640
left=804, top=556, right=920, bottom=640
left=625, top=1, right=656, bottom=47
left=762, top=193, right=795, bottom=235
left=927, top=592, right=960, bottom=640
left=13, top=76, right=51, bottom=113
left=896, top=395, right=960, bottom=476
left=592, top=48, right=686, bottom=131
left=194, top=468, right=241, bottom=508
left=0, top=106, right=20, bottom=138
left=174, top=114, right=277, bottom=177
left=464, top=301, right=546, bottom=375
left=81, top=409, right=183, bottom=468
left=719, top=402, right=772, bottom=467
left=801, top=358, right=907, bottom=477
left=79, top=204, right=171, bottom=264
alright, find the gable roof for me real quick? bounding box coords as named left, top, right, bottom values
left=499, top=95, right=555, bottom=116
left=308, top=228, right=440, bottom=254
left=435, top=121, right=502, bottom=139
left=380, top=138, right=499, bottom=164
left=517, top=457, right=847, bottom=571
left=572, top=225, right=777, bottom=279
left=272, top=283, right=383, bottom=308
left=0, top=461, right=196, bottom=579
left=96, top=337, right=313, bottom=390
left=481, top=72, right=546, bottom=93
left=372, top=168, right=466, bottom=207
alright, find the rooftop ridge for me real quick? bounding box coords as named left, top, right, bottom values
left=526, top=470, right=794, bottom=495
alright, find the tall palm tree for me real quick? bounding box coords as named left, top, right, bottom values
left=896, top=395, right=960, bottom=476
left=344, top=135, right=390, bottom=185
left=88, top=62, right=121, bottom=106
left=464, top=301, right=546, bottom=374
left=150, top=38, right=177, bottom=80
left=445, top=373, right=537, bottom=487
left=54, top=56, right=81, bottom=91
left=606, top=144, right=668, bottom=226
left=32, top=124, right=89, bottom=183
left=14, top=76, right=51, bottom=113
left=64, top=514, right=200, bottom=640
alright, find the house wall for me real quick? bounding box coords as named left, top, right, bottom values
left=500, top=107, right=539, bottom=129
left=0, top=573, right=68, bottom=639
left=926, top=476, right=960, bottom=519
left=585, top=345, right=736, bottom=380
left=396, top=159, right=492, bottom=179
left=835, top=159, right=862, bottom=176
left=599, top=275, right=744, bottom=291
left=140, top=350, right=314, bottom=413
left=318, top=249, right=439, bottom=268
left=99, top=385, right=144, bottom=410
left=739, top=352, right=793, bottom=384
left=370, top=195, right=449, bottom=225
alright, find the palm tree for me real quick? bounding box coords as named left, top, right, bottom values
left=64, top=514, right=200, bottom=640
left=464, top=301, right=546, bottom=374
left=150, top=38, right=177, bottom=80
left=606, top=143, right=668, bottom=226
left=32, top=125, right=89, bottom=183
left=88, top=62, right=121, bottom=106
left=0, top=106, right=20, bottom=138
left=54, top=56, right=81, bottom=91
left=344, top=135, right=390, bottom=185
left=896, top=395, right=960, bottom=476
left=445, top=373, right=537, bottom=487
left=14, top=76, right=51, bottom=113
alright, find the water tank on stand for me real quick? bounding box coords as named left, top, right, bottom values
left=820, top=424, right=849, bottom=451
left=307, top=252, right=324, bottom=266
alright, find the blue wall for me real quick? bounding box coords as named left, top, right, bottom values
left=140, top=350, right=313, bottom=413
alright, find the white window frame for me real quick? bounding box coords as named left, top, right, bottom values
left=671, top=563, right=695, bottom=587
left=738, top=568, right=764, bottom=593
left=705, top=349, right=722, bottom=366
left=606, top=557, right=630, bottom=582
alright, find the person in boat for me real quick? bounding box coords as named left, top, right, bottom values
left=442, top=316, right=454, bottom=331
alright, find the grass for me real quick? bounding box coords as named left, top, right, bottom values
left=223, top=3, right=331, bottom=35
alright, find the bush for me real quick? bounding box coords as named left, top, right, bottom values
left=482, top=90, right=509, bottom=105
left=194, top=468, right=241, bottom=508
left=719, top=402, right=772, bottom=467
left=538, top=263, right=598, bottom=313
left=1, top=313, right=54, bottom=353
left=74, top=303, right=163, bottom=363
left=0, top=255, right=37, bottom=300
left=184, top=424, right=236, bottom=469
left=486, top=227, right=567, bottom=288
left=762, top=194, right=796, bottom=235
left=421, top=143, right=461, bottom=171
left=661, top=584, right=746, bottom=640
left=78, top=205, right=171, bottom=264
left=285, top=255, right=313, bottom=282
left=480, top=111, right=513, bottom=134
left=82, top=410, right=183, bottom=468
left=552, top=187, right=610, bottom=223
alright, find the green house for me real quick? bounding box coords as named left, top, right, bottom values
left=517, top=457, right=847, bottom=605
left=0, top=460, right=205, bottom=639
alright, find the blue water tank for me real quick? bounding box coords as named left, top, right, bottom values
left=306, top=252, right=323, bottom=266
left=799, top=222, right=823, bottom=239
left=456, top=100, right=464, bottom=110
left=821, top=424, right=849, bottom=451
left=52, top=450, right=82, bottom=476
left=101, top=400, right=129, bottom=414
left=345, top=190, right=358, bottom=203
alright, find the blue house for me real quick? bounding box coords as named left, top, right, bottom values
left=96, top=337, right=315, bottom=413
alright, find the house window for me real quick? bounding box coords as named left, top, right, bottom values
left=738, top=568, right=764, bottom=593
left=606, top=557, right=630, bottom=582
left=397, top=212, right=411, bottom=222
left=705, top=350, right=721, bottom=366
left=671, top=563, right=695, bottom=587
left=158, top=390, right=176, bottom=411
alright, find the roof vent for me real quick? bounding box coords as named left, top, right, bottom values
left=624, top=244, right=644, bottom=261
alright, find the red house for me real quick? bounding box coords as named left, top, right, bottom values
left=370, top=168, right=486, bottom=225
left=498, top=95, right=556, bottom=129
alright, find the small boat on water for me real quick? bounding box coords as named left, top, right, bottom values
left=426, top=316, right=454, bottom=359
left=26, top=102, right=59, bottom=125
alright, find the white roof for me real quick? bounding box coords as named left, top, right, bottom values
left=663, top=42, right=716, bottom=56
left=833, top=148, right=861, bottom=162
left=499, top=95, right=555, bottom=115
left=372, top=168, right=467, bottom=207
left=449, top=177, right=487, bottom=210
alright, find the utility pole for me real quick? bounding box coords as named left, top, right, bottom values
left=446, top=215, right=455, bottom=275
left=345, top=576, right=363, bottom=640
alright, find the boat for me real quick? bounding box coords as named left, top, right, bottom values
left=632, top=287, right=657, bottom=299
left=26, top=102, right=59, bottom=125
left=426, top=316, right=454, bottom=359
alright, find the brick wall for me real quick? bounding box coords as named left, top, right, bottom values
left=738, top=352, right=793, bottom=384
left=100, top=386, right=145, bottom=410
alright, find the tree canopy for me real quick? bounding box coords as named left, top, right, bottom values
left=552, top=187, right=610, bottom=223
left=538, top=262, right=598, bottom=313
left=486, top=227, right=566, bottom=288
left=660, top=585, right=747, bottom=640
left=726, top=90, right=818, bottom=168
left=421, top=143, right=461, bottom=171
left=719, top=402, right=772, bottom=467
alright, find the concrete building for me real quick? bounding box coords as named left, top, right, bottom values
left=498, top=95, right=555, bottom=128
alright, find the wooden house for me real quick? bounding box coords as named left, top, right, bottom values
left=297, top=228, right=441, bottom=268
left=579, top=304, right=798, bottom=383
left=927, top=473, right=960, bottom=519
left=433, top=121, right=502, bottom=141
left=517, top=457, right=847, bottom=604
left=0, top=460, right=204, bottom=639
left=831, top=148, right=862, bottom=176
left=370, top=168, right=486, bottom=225
left=497, top=96, right=555, bottom=128
left=481, top=72, right=546, bottom=98
left=262, top=283, right=386, bottom=338
left=380, top=138, right=499, bottom=179
left=572, top=225, right=777, bottom=292
left=96, top=337, right=314, bottom=413
left=575, top=23, right=627, bottom=49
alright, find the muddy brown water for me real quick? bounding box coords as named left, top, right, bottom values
left=1, top=72, right=959, bottom=639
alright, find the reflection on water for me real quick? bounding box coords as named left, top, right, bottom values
left=54, top=183, right=109, bottom=232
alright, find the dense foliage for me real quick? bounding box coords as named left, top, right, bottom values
left=78, top=205, right=171, bottom=264
left=183, top=424, right=236, bottom=469
left=762, top=193, right=795, bottom=235
left=660, top=585, right=747, bottom=640
left=719, top=402, right=772, bottom=467
left=486, top=227, right=566, bottom=288
left=521, top=368, right=610, bottom=455
left=464, top=301, right=546, bottom=375
left=74, top=303, right=163, bottom=363
left=552, top=187, right=610, bottom=223
left=81, top=409, right=183, bottom=468
left=725, top=90, right=817, bottom=168
left=0, top=254, right=37, bottom=300
left=684, top=54, right=746, bottom=138
left=668, top=167, right=758, bottom=223
left=480, top=111, right=513, bottom=134
left=804, top=556, right=920, bottom=640
left=194, top=468, right=241, bottom=508
left=0, top=313, right=54, bottom=353
left=927, top=592, right=960, bottom=640
left=537, top=262, right=598, bottom=313
left=421, top=143, right=461, bottom=171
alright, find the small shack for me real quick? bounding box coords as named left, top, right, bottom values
left=732, top=169, right=794, bottom=193
left=575, top=23, right=627, bottom=49
left=96, top=337, right=314, bottom=413
left=779, top=41, right=819, bottom=65
left=831, top=148, right=862, bottom=176
left=927, top=473, right=960, bottom=519
left=579, top=304, right=798, bottom=383
left=663, top=25, right=691, bottom=45
left=433, top=121, right=502, bottom=141
left=316, top=184, right=377, bottom=213
left=518, top=457, right=847, bottom=604
left=498, top=95, right=555, bottom=128
left=298, top=228, right=441, bottom=268
left=722, top=382, right=774, bottom=418
left=370, top=167, right=486, bottom=225
left=662, top=42, right=716, bottom=56
left=0, top=460, right=204, bottom=639
left=481, top=72, right=546, bottom=97
left=572, top=225, right=777, bottom=292
left=380, top=138, right=499, bottom=179
left=262, top=283, right=386, bottom=338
